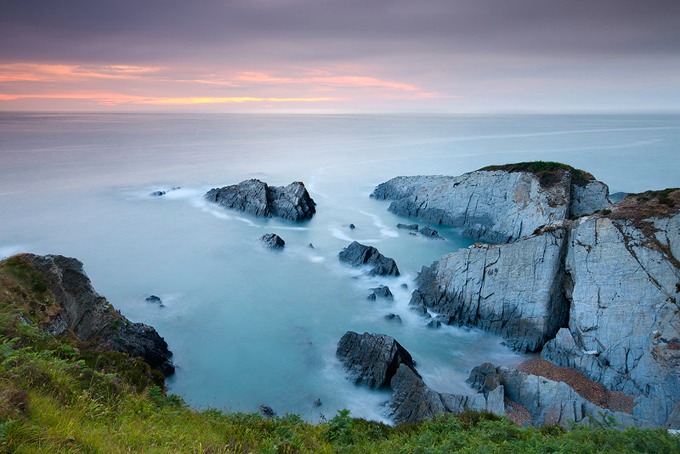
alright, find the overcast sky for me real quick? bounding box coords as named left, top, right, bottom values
left=1, top=0, right=679, bottom=112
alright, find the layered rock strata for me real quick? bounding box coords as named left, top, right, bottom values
left=206, top=179, right=316, bottom=221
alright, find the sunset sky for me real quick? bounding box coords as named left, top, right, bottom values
left=1, top=0, right=679, bottom=112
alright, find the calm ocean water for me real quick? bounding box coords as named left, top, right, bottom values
left=1, top=112, right=678, bottom=421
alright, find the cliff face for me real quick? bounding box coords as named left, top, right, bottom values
left=371, top=165, right=610, bottom=243
left=411, top=227, right=569, bottom=352
left=15, top=254, right=174, bottom=376
left=375, top=164, right=679, bottom=428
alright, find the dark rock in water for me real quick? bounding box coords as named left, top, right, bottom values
left=205, top=179, right=316, bottom=221
left=314, top=398, right=322, bottom=407
left=338, top=241, right=400, bottom=277
left=19, top=254, right=174, bottom=376
left=401, top=283, right=408, bottom=289
left=336, top=331, right=416, bottom=388
left=390, top=364, right=446, bottom=425
left=419, top=227, right=443, bottom=239
left=384, top=313, right=402, bottom=324
left=260, top=233, right=285, bottom=250
left=367, top=285, right=393, bottom=301
left=145, top=295, right=165, bottom=308
left=308, top=243, right=314, bottom=249
left=259, top=405, right=276, bottom=418
left=348, top=223, right=356, bottom=229
left=426, top=319, right=441, bottom=329
left=150, top=190, right=166, bottom=197
left=397, top=223, right=419, bottom=231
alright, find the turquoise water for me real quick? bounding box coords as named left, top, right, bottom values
left=1, top=113, right=678, bottom=421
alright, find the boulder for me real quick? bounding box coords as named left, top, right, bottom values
left=367, top=285, right=393, bottom=301
left=384, top=313, right=402, bottom=323
left=397, top=223, right=419, bottom=231
left=338, top=241, right=400, bottom=276
left=205, top=179, right=316, bottom=221
left=336, top=331, right=416, bottom=388
left=410, top=227, right=569, bottom=352
left=419, top=227, right=443, bottom=239
left=372, top=163, right=609, bottom=243
left=260, top=233, right=285, bottom=250
left=19, top=254, right=174, bottom=376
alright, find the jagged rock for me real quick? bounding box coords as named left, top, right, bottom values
left=367, top=285, right=393, bottom=301
left=260, top=233, right=285, bottom=250
left=308, top=243, right=314, bottom=249
left=372, top=163, right=609, bottom=243
left=145, top=295, right=164, bottom=308
left=384, top=313, right=402, bottom=323
left=336, top=331, right=416, bottom=388
left=410, top=227, right=569, bottom=352
left=426, top=319, right=441, bottom=329
left=390, top=364, right=446, bottom=424
left=205, top=179, right=316, bottom=221
left=150, top=190, right=166, bottom=197
left=469, top=364, right=638, bottom=428
left=338, top=241, right=400, bottom=276
left=19, top=254, right=174, bottom=376
left=541, top=203, right=680, bottom=428
left=397, top=223, right=419, bottom=231
left=259, top=405, right=276, bottom=418
left=419, top=227, right=443, bottom=239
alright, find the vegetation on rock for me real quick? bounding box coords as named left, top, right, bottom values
left=480, top=161, right=594, bottom=188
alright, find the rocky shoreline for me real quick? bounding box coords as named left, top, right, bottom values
left=340, top=162, right=679, bottom=429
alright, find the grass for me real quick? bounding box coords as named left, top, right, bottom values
left=480, top=161, right=594, bottom=188
left=1, top=255, right=679, bottom=452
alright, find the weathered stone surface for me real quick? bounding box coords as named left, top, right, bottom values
left=542, top=213, right=680, bottom=428
left=336, top=331, right=415, bottom=388
left=367, top=285, right=393, bottom=301
left=410, top=227, right=569, bottom=352
left=384, top=313, right=402, bottom=323
left=260, top=233, right=285, bottom=250
left=397, top=223, right=419, bottom=231
left=419, top=227, right=443, bottom=239
left=21, top=254, right=174, bottom=376
left=338, top=241, right=400, bottom=276
left=390, top=364, right=445, bottom=424
left=206, top=179, right=316, bottom=221
left=372, top=166, right=609, bottom=243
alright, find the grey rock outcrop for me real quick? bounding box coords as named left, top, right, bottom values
left=367, top=285, right=393, bottom=301
left=260, top=233, right=285, bottom=250
left=372, top=164, right=610, bottom=243
left=542, top=209, right=680, bottom=428
left=410, top=227, right=569, bottom=352
left=205, top=179, right=316, bottom=221
left=20, top=254, right=174, bottom=376
left=336, top=331, right=416, bottom=388
left=419, top=227, right=443, bottom=239
left=338, top=241, right=400, bottom=277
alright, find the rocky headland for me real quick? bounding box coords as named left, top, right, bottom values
left=205, top=179, right=316, bottom=221
left=0, top=253, right=174, bottom=376
left=340, top=162, right=679, bottom=429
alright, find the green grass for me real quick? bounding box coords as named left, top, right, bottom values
left=480, top=161, right=593, bottom=188
left=1, top=256, right=679, bottom=453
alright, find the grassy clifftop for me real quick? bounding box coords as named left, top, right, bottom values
left=1, top=255, right=679, bottom=453
left=480, top=161, right=594, bottom=188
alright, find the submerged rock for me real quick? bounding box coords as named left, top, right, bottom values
left=397, top=223, right=419, bottom=231
left=419, top=226, right=443, bottom=239
left=260, top=233, right=285, bottom=250
left=338, top=241, right=400, bottom=277
left=367, top=285, right=393, bottom=301
left=145, top=295, right=165, bottom=308
left=384, top=313, right=402, bottom=324
left=17, top=254, right=174, bottom=376
left=150, top=190, right=166, bottom=197
left=205, top=179, right=316, bottom=221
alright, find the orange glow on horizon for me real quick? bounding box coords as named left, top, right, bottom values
left=138, top=96, right=334, bottom=105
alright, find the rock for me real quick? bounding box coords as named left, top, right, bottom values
left=397, top=223, right=419, bottom=231
left=541, top=205, right=680, bottom=428
left=260, top=233, right=285, bottom=250
left=426, top=319, right=441, bottom=329
left=384, top=313, right=402, bottom=323
left=410, top=227, right=569, bottom=352
left=419, top=227, right=443, bottom=239
left=372, top=163, right=609, bottom=243
left=609, top=191, right=628, bottom=203
left=308, top=243, right=314, bottom=249
left=18, top=254, right=174, bottom=376
left=314, top=398, right=322, bottom=407
left=390, top=364, right=446, bottom=424
left=145, top=295, right=164, bottom=307
left=401, top=283, right=408, bottom=289
left=349, top=223, right=356, bottom=229
left=336, top=331, right=416, bottom=388
left=205, top=179, right=316, bottom=221
left=367, top=285, right=393, bottom=301
left=150, top=190, right=166, bottom=197
left=259, top=405, right=276, bottom=418
left=338, top=241, right=400, bottom=277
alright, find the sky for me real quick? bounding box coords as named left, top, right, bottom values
left=1, top=0, right=680, bottom=113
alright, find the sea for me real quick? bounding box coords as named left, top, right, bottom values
left=1, top=112, right=678, bottom=422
